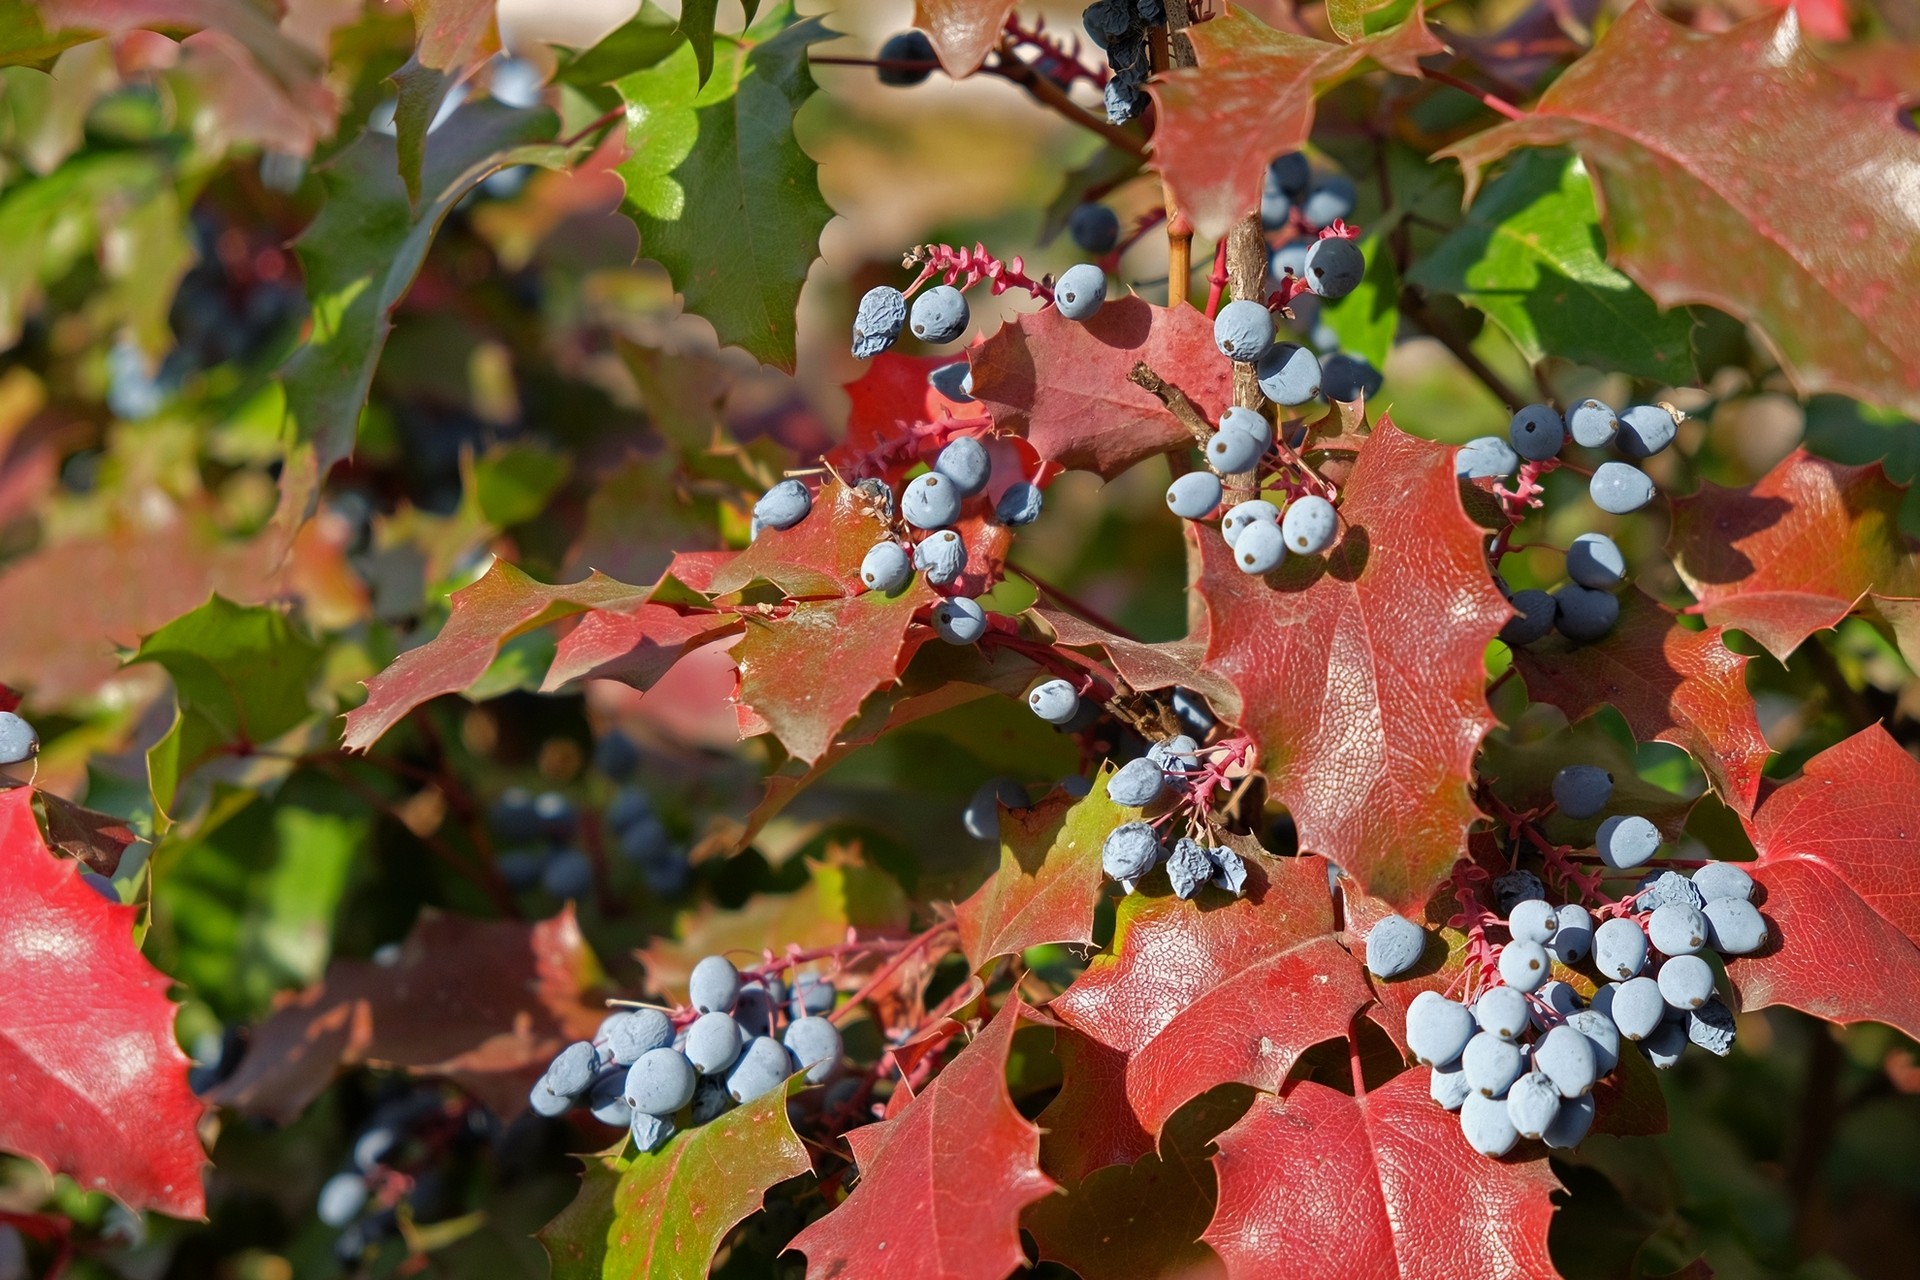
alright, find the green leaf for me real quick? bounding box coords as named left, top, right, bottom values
left=1326, top=0, right=1416, bottom=40
left=277, top=102, right=572, bottom=529
left=131, top=597, right=325, bottom=822
left=473, top=440, right=570, bottom=526
left=1317, top=232, right=1398, bottom=371
left=612, top=6, right=834, bottom=371
left=0, top=0, right=92, bottom=71
left=539, top=1148, right=628, bottom=1280
left=389, top=0, right=501, bottom=205
left=149, top=775, right=369, bottom=1022
left=556, top=1, right=685, bottom=89
left=1410, top=150, right=1695, bottom=381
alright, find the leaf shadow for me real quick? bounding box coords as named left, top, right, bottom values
left=1679, top=492, right=1792, bottom=585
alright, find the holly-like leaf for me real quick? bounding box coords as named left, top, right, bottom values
left=1724, top=725, right=1920, bottom=1041
left=1147, top=5, right=1440, bottom=239
left=1408, top=149, right=1695, bottom=382
left=1511, top=589, right=1769, bottom=817
left=1196, top=420, right=1511, bottom=911
left=1039, top=611, right=1239, bottom=717
left=734, top=586, right=935, bottom=763
left=1441, top=4, right=1920, bottom=417
left=788, top=998, right=1057, bottom=1280
left=1040, top=855, right=1371, bottom=1183
left=539, top=1148, right=626, bottom=1280
left=612, top=8, right=833, bottom=371
left=37, top=791, right=139, bottom=877
left=969, top=298, right=1231, bottom=479
left=956, top=782, right=1125, bottom=970
left=206, top=908, right=604, bottom=1123
left=0, top=788, right=206, bottom=1218
left=709, top=480, right=891, bottom=598
left=543, top=603, right=740, bottom=691
left=1668, top=450, right=1920, bottom=664
left=912, top=0, right=1016, bottom=76
left=592, top=1081, right=809, bottom=1278
left=278, top=103, right=569, bottom=529
left=1327, top=0, right=1416, bottom=40
left=1202, top=1071, right=1560, bottom=1278
left=131, top=596, right=324, bottom=821
left=391, top=0, right=502, bottom=204
left=344, top=562, right=650, bottom=751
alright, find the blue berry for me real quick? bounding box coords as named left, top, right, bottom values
left=1500, top=589, right=1557, bottom=646
left=1166, top=836, right=1212, bottom=900
left=1507, top=898, right=1558, bottom=944
left=1054, top=264, right=1107, bottom=321
left=1567, top=399, right=1618, bottom=449
left=1260, top=171, right=1293, bottom=229
left=1542, top=1093, right=1595, bottom=1149
left=1609, top=976, right=1666, bottom=1040
left=1106, top=757, right=1166, bottom=808
left=1171, top=687, right=1214, bottom=737
left=1616, top=405, right=1677, bottom=459
left=1367, top=909, right=1428, bottom=982
left=861, top=541, right=912, bottom=594
left=1552, top=764, right=1613, bottom=819
left=783, top=1016, right=842, bottom=1084
left=1566, top=532, right=1626, bottom=590
left=1657, top=954, right=1715, bottom=1009
left=909, top=285, right=969, bottom=343
left=913, top=529, right=967, bottom=586
left=1590, top=461, right=1655, bottom=514
left=935, top=437, right=991, bottom=496
left=1566, top=1009, right=1620, bottom=1074
left=902, top=471, right=962, bottom=529
left=1593, top=917, right=1649, bottom=980
left=1550, top=904, right=1595, bottom=965
left=1219, top=405, right=1272, bottom=448
left=1462, top=1031, right=1524, bottom=1098
left=1534, top=1024, right=1597, bottom=1098
left=1703, top=898, right=1766, bottom=955
left=1493, top=869, right=1546, bottom=914
left=1635, top=869, right=1702, bottom=913
left=852, top=286, right=907, bottom=358
left=1692, top=862, right=1754, bottom=903
left=1553, top=584, right=1619, bottom=642
left=1532, top=980, right=1581, bottom=1029
left=1281, top=495, right=1337, bottom=555
left=928, top=362, right=973, bottom=402
left=1027, top=679, right=1080, bottom=725
left=1166, top=471, right=1223, bottom=519
left=1498, top=939, right=1551, bottom=992
left=540, top=849, right=594, bottom=899
left=1405, top=991, right=1475, bottom=1068
left=1268, top=238, right=1312, bottom=285
left=602, top=1009, right=674, bottom=1065
left=1221, top=499, right=1280, bottom=547
left=1461, top=1091, right=1519, bottom=1156
left=1474, top=986, right=1530, bottom=1040
left=690, top=956, right=740, bottom=1014
left=1647, top=902, right=1708, bottom=956
left=318, top=1172, right=369, bottom=1227
left=1205, top=424, right=1263, bottom=474
left=1068, top=203, right=1120, bottom=254
left=1506, top=1071, right=1562, bottom=1140
left=726, top=1035, right=794, bottom=1103
left=1301, top=173, right=1357, bottom=228
left=1208, top=843, right=1248, bottom=896
left=877, top=30, right=937, bottom=86
left=1102, top=821, right=1163, bottom=882
left=1319, top=353, right=1382, bottom=403
left=624, top=1047, right=697, bottom=1116
left=1213, top=299, right=1275, bottom=363
left=996, top=481, right=1043, bottom=525
left=1431, top=1064, right=1472, bottom=1111
left=963, top=778, right=1024, bottom=840
left=685, top=1011, right=743, bottom=1075
left=1640, top=1019, right=1687, bottom=1069
left=791, top=974, right=836, bottom=1018
left=1302, top=236, right=1364, bottom=299
left=1232, top=520, right=1285, bottom=574
left=931, top=596, right=988, bottom=644
left=1269, top=152, right=1311, bottom=200
left=1686, top=999, right=1736, bottom=1056
left=691, top=1074, right=732, bottom=1123
left=754, top=479, right=811, bottom=530
left=1508, top=404, right=1565, bottom=460
left=1256, top=342, right=1321, bottom=404
left=1596, top=814, right=1661, bottom=870
left=1457, top=436, right=1518, bottom=479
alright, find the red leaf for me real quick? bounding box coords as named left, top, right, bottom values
left=1040, top=855, right=1371, bottom=1183
left=0, top=788, right=206, bottom=1218
left=733, top=586, right=935, bottom=763
left=1041, top=610, right=1240, bottom=717
left=1725, top=726, right=1920, bottom=1040
left=1148, top=6, right=1441, bottom=239
left=956, top=786, right=1120, bottom=969
left=969, top=298, right=1231, bottom=479
left=206, top=908, right=604, bottom=1123
left=789, top=998, right=1057, bottom=1280
left=1668, top=450, right=1920, bottom=663
left=836, top=352, right=952, bottom=466
left=1511, top=589, right=1769, bottom=817
left=1441, top=4, right=1920, bottom=418
left=542, top=603, right=741, bottom=691
left=709, top=480, right=891, bottom=598
left=36, top=791, right=140, bottom=877
left=1197, top=420, right=1511, bottom=911
left=1202, top=1072, right=1561, bottom=1279
left=343, top=562, right=648, bottom=751
left=911, top=0, right=1016, bottom=76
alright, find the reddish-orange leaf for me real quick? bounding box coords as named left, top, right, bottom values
left=0, top=788, right=206, bottom=1218
left=1725, top=725, right=1920, bottom=1040
left=836, top=352, right=951, bottom=467
left=956, top=786, right=1122, bottom=969
left=542, top=603, right=741, bottom=691
left=1668, top=450, right=1920, bottom=663
left=344, top=562, right=648, bottom=751
left=1442, top=4, right=1920, bottom=418
left=911, top=0, right=1017, bottom=76
left=733, top=585, right=935, bottom=763
left=1196, top=420, right=1511, bottom=911
left=207, top=908, right=604, bottom=1123
left=1148, top=5, right=1441, bottom=239
left=969, top=298, right=1231, bottom=479
left=1511, top=590, right=1769, bottom=817
left=1202, top=1072, right=1562, bottom=1279
left=789, top=997, right=1057, bottom=1280
left=709, top=480, right=890, bottom=598
left=1040, top=855, right=1370, bottom=1184
left=1040, top=610, right=1241, bottom=720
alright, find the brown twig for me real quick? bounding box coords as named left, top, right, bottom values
left=1014, top=562, right=1142, bottom=642
left=989, top=42, right=1147, bottom=156
left=1128, top=363, right=1214, bottom=444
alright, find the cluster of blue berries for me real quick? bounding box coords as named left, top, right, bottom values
left=1080, top=0, right=1164, bottom=123
left=530, top=955, right=842, bottom=1155
left=1367, top=763, right=1767, bottom=1158
left=1475, top=399, right=1680, bottom=647
left=1161, top=403, right=1341, bottom=573
left=1093, top=733, right=1248, bottom=901
left=315, top=1091, right=488, bottom=1262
